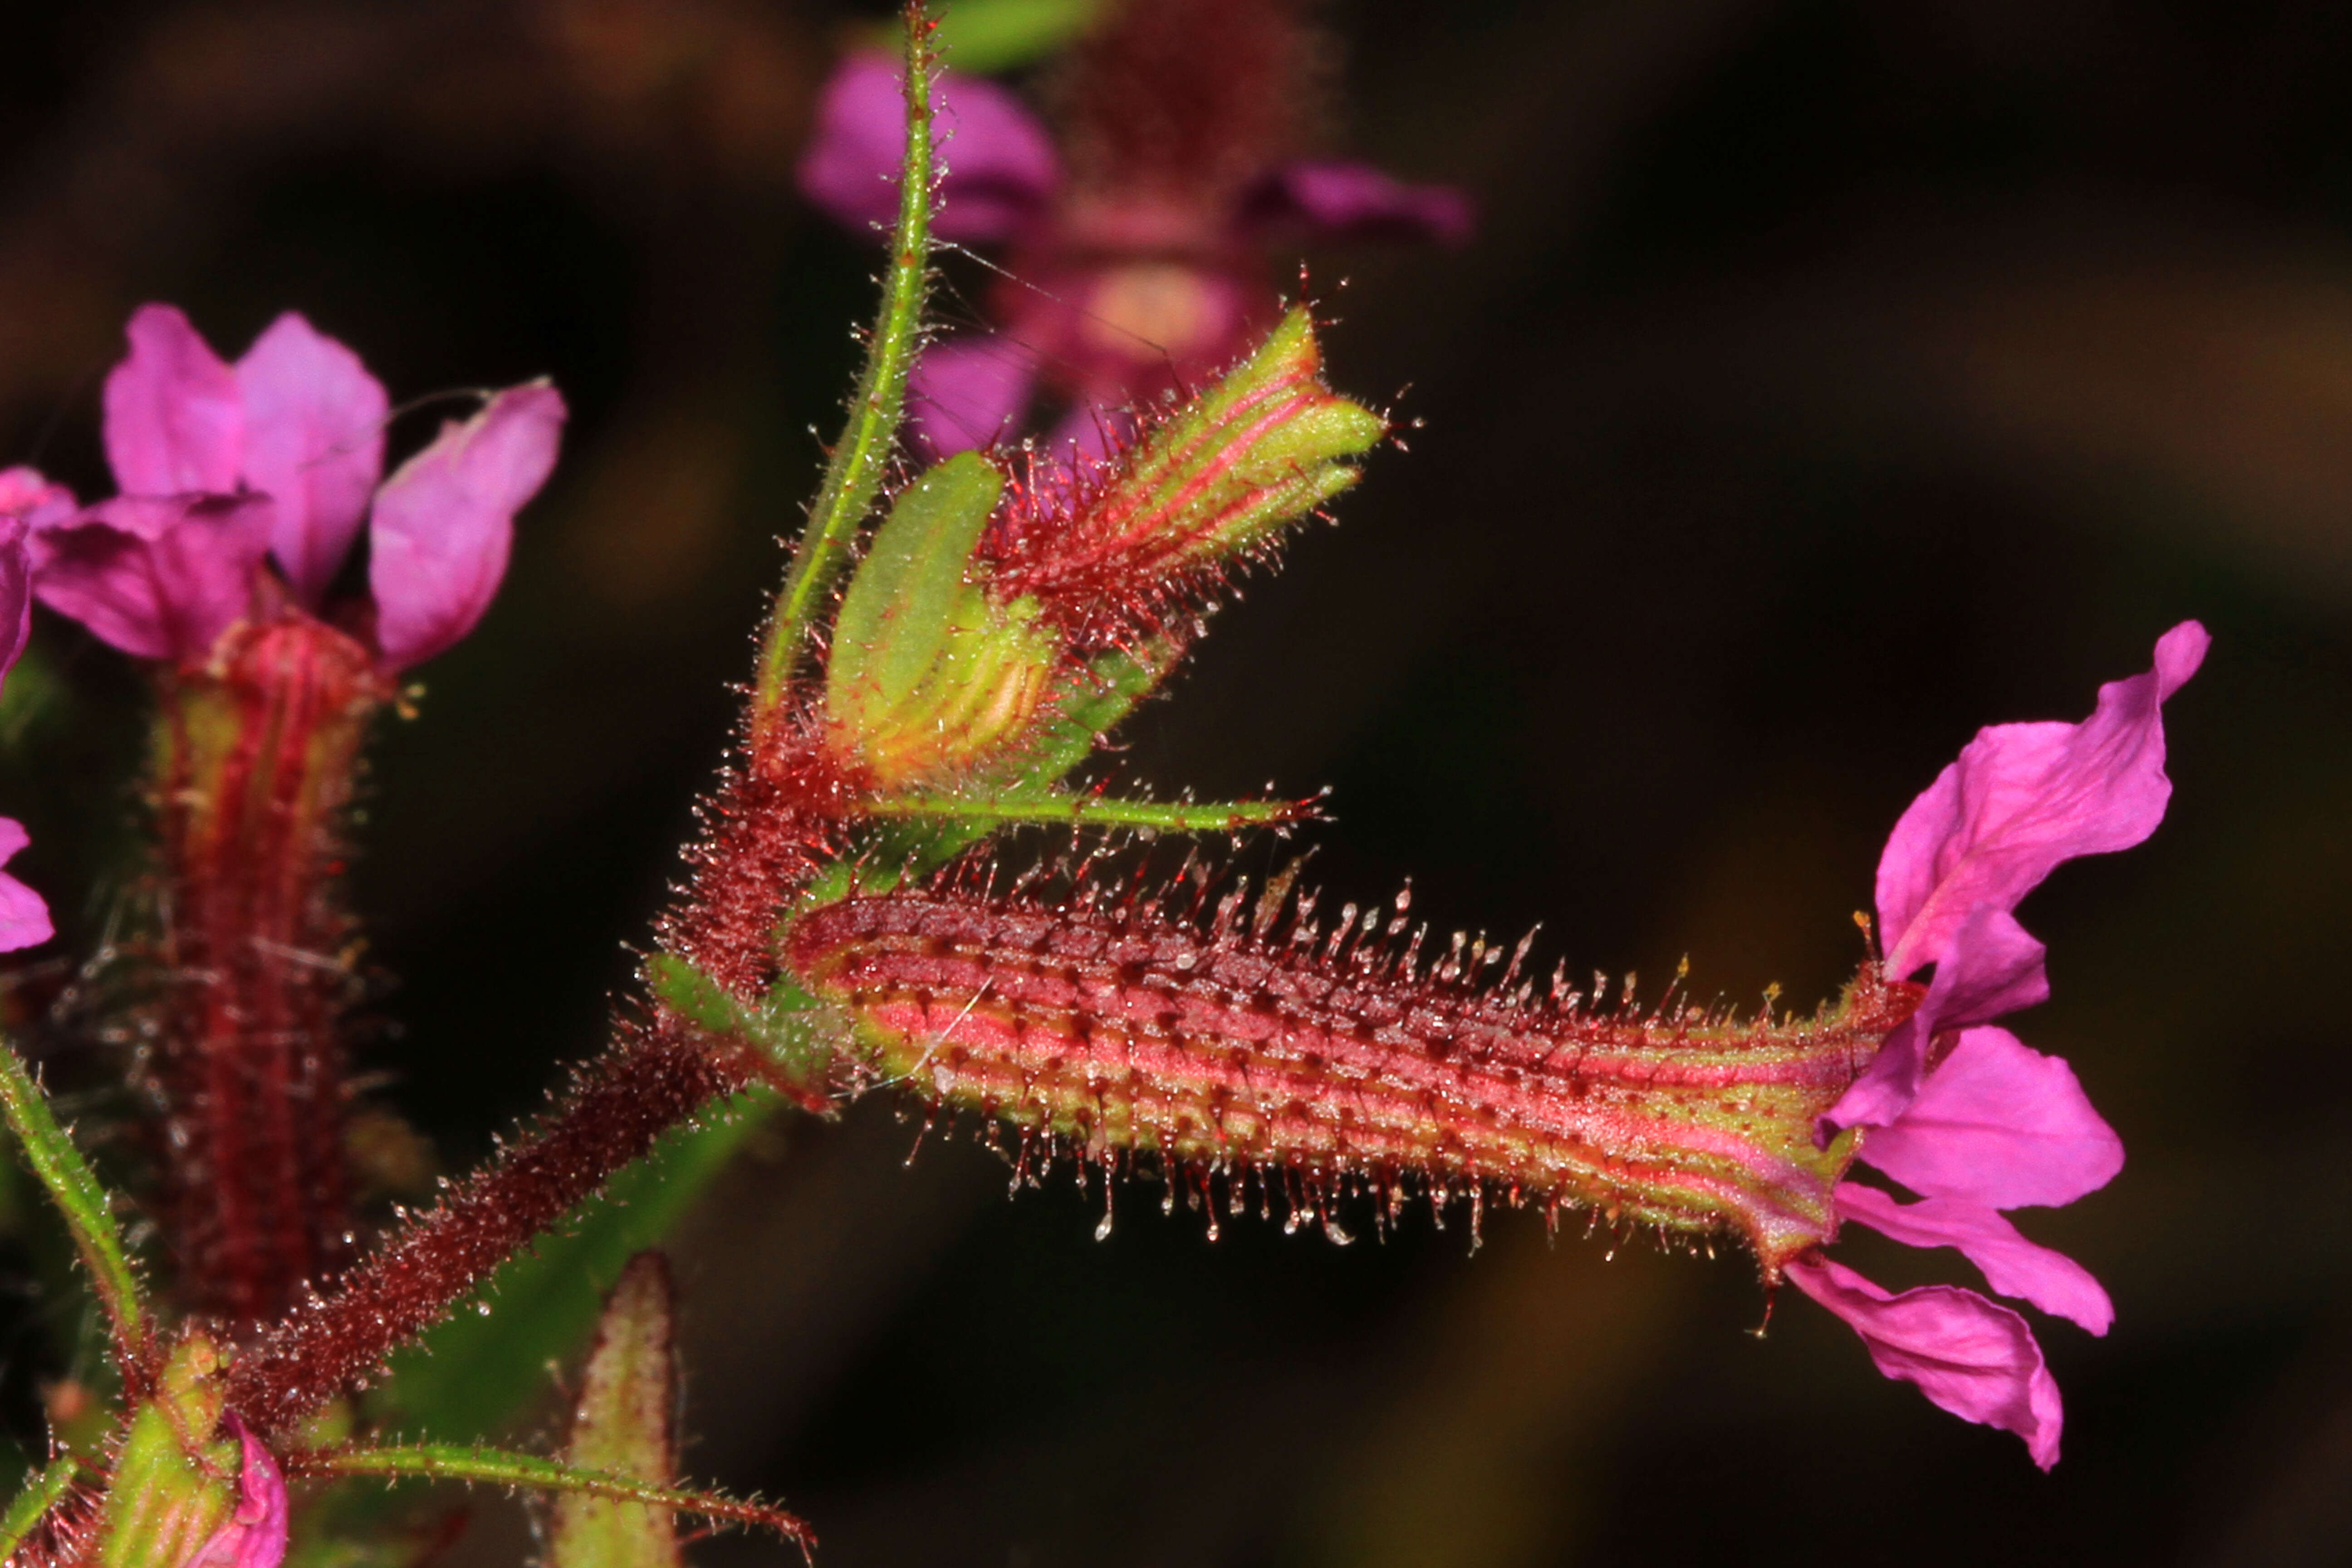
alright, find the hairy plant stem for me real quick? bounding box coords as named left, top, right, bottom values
left=223, top=1026, right=744, bottom=1436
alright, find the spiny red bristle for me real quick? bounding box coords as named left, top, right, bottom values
left=785, top=866, right=1921, bottom=1272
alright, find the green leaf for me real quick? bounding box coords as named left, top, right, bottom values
left=316, top=1443, right=811, bottom=1555
left=758, top=2, right=940, bottom=718
left=927, top=0, right=1104, bottom=72
left=862, top=790, right=1308, bottom=833
left=828, top=451, right=1007, bottom=714
left=372, top=1092, right=778, bottom=1442
left=0, top=1034, right=144, bottom=1359
left=0, top=1454, right=80, bottom=1560
left=550, top=1254, right=681, bottom=1568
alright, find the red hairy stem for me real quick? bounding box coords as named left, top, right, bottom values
left=221, top=1020, right=745, bottom=1436
left=223, top=729, right=848, bottom=1433
left=146, top=617, right=390, bottom=1326
left=786, top=886, right=1922, bottom=1270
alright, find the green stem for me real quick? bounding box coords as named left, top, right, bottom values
left=308, top=1443, right=812, bottom=1551
left=862, top=792, right=1313, bottom=833
left=756, top=1, right=937, bottom=721
left=0, top=1454, right=81, bottom=1558
left=0, top=1037, right=144, bottom=1362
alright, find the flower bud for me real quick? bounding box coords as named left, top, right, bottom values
left=989, top=309, right=1386, bottom=627
left=825, top=452, right=1060, bottom=789
left=97, top=1338, right=288, bottom=1568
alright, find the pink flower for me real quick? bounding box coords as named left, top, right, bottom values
left=797, top=50, right=1468, bottom=459
left=23, top=304, right=566, bottom=668
left=0, top=475, right=54, bottom=955
left=1788, top=622, right=2209, bottom=1467
left=182, top=1415, right=289, bottom=1568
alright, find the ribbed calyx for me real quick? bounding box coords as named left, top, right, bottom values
left=988, top=308, right=1384, bottom=644
left=786, top=885, right=1921, bottom=1271
left=147, top=616, right=391, bottom=1325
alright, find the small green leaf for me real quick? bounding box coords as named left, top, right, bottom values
left=648, top=956, right=825, bottom=1088
left=0, top=1453, right=80, bottom=1560
left=550, top=1254, right=681, bottom=1568
left=911, top=0, right=1105, bottom=72
left=829, top=451, right=1006, bottom=713
left=316, top=1443, right=811, bottom=1555
left=0, top=1034, right=144, bottom=1360
left=863, top=790, right=1307, bottom=833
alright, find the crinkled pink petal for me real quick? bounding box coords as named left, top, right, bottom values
left=1835, top=1181, right=2112, bottom=1334
left=1242, top=160, right=1476, bottom=247
left=910, top=336, right=1040, bottom=456
left=34, top=494, right=274, bottom=661
left=1860, top=1025, right=2124, bottom=1210
left=796, top=52, right=1060, bottom=244
left=104, top=304, right=243, bottom=497
left=235, top=312, right=389, bottom=607
left=368, top=382, right=565, bottom=669
left=1827, top=903, right=2048, bottom=1129
left=0, top=819, right=51, bottom=954
left=1878, top=622, right=2209, bottom=980
left=1784, top=1252, right=2063, bottom=1468
left=183, top=1415, right=289, bottom=1568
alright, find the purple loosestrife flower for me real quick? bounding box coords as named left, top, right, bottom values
left=0, top=472, right=54, bottom=955
left=1784, top=621, right=2209, bottom=1467
left=20, top=304, right=565, bottom=668
left=798, top=39, right=1468, bottom=459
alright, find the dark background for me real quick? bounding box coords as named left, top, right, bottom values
left=0, top=1, right=2346, bottom=1563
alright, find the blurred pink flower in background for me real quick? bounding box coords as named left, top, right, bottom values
left=798, top=21, right=1469, bottom=460
left=1789, top=621, right=2209, bottom=1467
left=0, top=476, right=53, bottom=954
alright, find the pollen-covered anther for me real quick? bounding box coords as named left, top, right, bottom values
left=785, top=884, right=1921, bottom=1273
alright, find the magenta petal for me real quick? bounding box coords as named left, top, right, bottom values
left=0, top=819, right=51, bottom=954
left=183, top=1415, right=289, bottom=1568
left=34, top=494, right=274, bottom=661
left=1243, top=160, right=1476, bottom=247
left=103, top=304, right=243, bottom=497
left=0, top=512, right=34, bottom=687
left=909, top=336, right=1040, bottom=456
left=1835, top=1182, right=2113, bottom=1334
left=0, top=467, right=77, bottom=528
left=1784, top=1253, right=2064, bottom=1468
left=235, top=312, right=390, bottom=606
left=796, top=53, right=1059, bottom=245
left=369, top=382, right=565, bottom=669
left=1878, top=622, right=2210, bottom=979
left=1862, top=1026, right=2125, bottom=1210
left=1826, top=903, right=2048, bottom=1130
